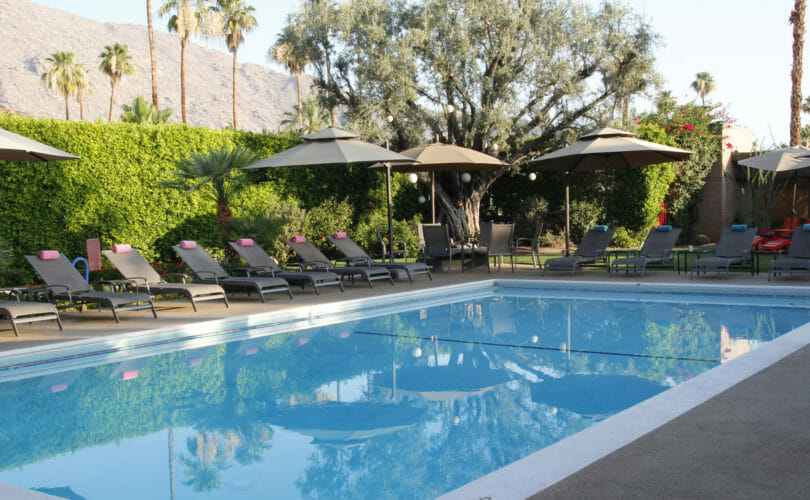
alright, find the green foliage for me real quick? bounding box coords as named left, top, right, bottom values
left=121, top=95, right=173, bottom=124
left=693, top=234, right=711, bottom=245
left=353, top=210, right=422, bottom=258
left=228, top=194, right=306, bottom=263
left=302, top=199, right=355, bottom=255
left=569, top=199, right=606, bottom=243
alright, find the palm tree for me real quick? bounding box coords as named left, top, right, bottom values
left=146, top=0, right=160, bottom=108
left=214, top=0, right=257, bottom=130
left=790, top=0, right=806, bottom=146
left=160, top=146, right=260, bottom=236
left=159, top=0, right=212, bottom=124
left=690, top=71, right=716, bottom=107
left=654, top=90, right=677, bottom=115
left=121, top=95, right=173, bottom=123
left=279, top=96, right=328, bottom=134
left=41, top=51, right=80, bottom=120
left=270, top=24, right=310, bottom=133
left=99, top=43, right=137, bottom=122
left=73, top=63, right=91, bottom=120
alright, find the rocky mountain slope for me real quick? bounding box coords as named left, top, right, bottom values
left=0, top=0, right=306, bottom=131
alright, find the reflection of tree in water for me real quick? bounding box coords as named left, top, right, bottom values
left=180, top=430, right=234, bottom=492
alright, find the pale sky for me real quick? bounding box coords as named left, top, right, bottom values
left=29, top=0, right=808, bottom=147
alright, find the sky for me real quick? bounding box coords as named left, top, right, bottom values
left=29, top=0, right=808, bottom=148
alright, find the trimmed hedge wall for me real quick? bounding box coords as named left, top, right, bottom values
left=0, top=114, right=413, bottom=281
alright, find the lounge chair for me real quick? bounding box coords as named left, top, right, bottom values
left=513, top=220, right=544, bottom=267
left=689, top=225, right=757, bottom=278
left=25, top=251, right=157, bottom=322
left=421, top=224, right=468, bottom=273
left=609, top=225, right=682, bottom=277
left=473, top=222, right=515, bottom=273
left=326, top=232, right=432, bottom=282
left=227, top=238, right=345, bottom=294
left=768, top=223, right=810, bottom=280
left=172, top=241, right=293, bottom=301
left=0, top=297, right=62, bottom=336
left=376, top=226, right=407, bottom=261
left=286, top=236, right=394, bottom=287
left=542, top=226, right=616, bottom=275
left=102, top=244, right=229, bottom=311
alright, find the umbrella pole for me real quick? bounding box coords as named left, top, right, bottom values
left=431, top=171, right=436, bottom=223
left=565, top=172, right=571, bottom=256
left=386, top=163, right=395, bottom=263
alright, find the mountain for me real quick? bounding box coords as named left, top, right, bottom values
left=0, top=0, right=307, bottom=131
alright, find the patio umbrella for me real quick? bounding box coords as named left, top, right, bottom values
left=243, top=127, right=417, bottom=262
left=528, top=127, right=692, bottom=254
left=738, top=145, right=810, bottom=216
left=0, top=127, right=79, bottom=161
left=531, top=374, right=666, bottom=417
left=371, top=142, right=509, bottom=223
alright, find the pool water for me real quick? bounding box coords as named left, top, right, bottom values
left=1, top=285, right=808, bottom=499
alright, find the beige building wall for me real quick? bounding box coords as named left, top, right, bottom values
left=690, top=126, right=754, bottom=243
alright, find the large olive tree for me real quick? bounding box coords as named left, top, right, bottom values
left=286, top=0, right=659, bottom=239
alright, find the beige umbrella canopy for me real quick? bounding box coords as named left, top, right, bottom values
left=371, top=142, right=508, bottom=223
left=738, top=146, right=810, bottom=216
left=528, top=127, right=692, bottom=253
left=0, top=127, right=79, bottom=162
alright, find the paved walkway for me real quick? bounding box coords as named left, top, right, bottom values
left=2, top=264, right=810, bottom=498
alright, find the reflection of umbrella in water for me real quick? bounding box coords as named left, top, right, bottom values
left=0, top=127, right=80, bottom=162
left=528, top=128, right=692, bottom=254
left=374, top=365, right=511, bottom=402
left=31, top=485, right=87, bottom=500
left=266, top=401, right=426, bottom=447
left=531, top=374, right=666, bottom=417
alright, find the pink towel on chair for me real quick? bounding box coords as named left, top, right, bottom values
left=236, top=238, right=254, bottom=247
left=290, top=236, right=307, bottom=243
left=38, top=250, right=59, bottom=260
left=112, top=244, right=132, bottom=253
left=333, top=232, right=347, bottom=239
left=179, top=240, right=197, bottom=249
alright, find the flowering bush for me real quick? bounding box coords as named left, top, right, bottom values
left=302, top=199, right=355, bottom=257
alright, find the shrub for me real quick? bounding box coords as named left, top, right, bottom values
left=302, top=199, right=355, bottom=257
left=228, top=194, right=306, bottom=263
left=693, top=234, right=711, bottom=245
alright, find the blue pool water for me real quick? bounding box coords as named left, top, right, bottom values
left=1, top=283, right=809, bottom=499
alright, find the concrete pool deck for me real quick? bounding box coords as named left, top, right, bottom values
left=2, top=265, right=810, bottom=498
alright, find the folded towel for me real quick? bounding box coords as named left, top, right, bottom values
left=112, top=244, right=132, bottom=253
left=38, top=250, right=59, bottom=260
left=179, top=240, right=197, bottom=249
left=333, top=232, right=347, bottom=239
left=656, top=225, right=672, bottom=232
left=121, top=370, right=139, bottom=381
left=593, top=225, right=608, bottom=232
left=731, top=224, right=748, bottom=232
left=290, top=236, right=307, bottom=243
left=236, top=238, right=254, bottom=247
left=803, top=224, right=810, bottom=232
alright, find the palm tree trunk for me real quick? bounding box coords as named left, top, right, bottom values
left=79, top=99, right=84, bottom=120
left=180, top=40, right=188, bottom=124
left=216, top=200, right=233, bottom=231
left=146, top=0, right=159, bottom=109
left=108, top=81, right=116, bottom=122
left=790, top=0, right=806, bottom=146
left=232, top=50, right=238, bottom=129
left=295, top=71, right=303, bottom=134
left=64, top=94, right=70, bottom=121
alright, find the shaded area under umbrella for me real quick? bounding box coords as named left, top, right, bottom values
left=528, top=128, right=691, bottom=254
left=738, top=145, right=810, bottom=217
left=243, top=127, right=417, bottom=263
left=531, top=374, right=666, bottom=417
left=0, top=127, right=79, bottom=162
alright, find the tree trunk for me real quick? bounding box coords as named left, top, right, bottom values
left=64, top=94, right=70, bottom=121
left=216, top=200, right=233, bottom=232
left=180, top=40, right=188, bottom=124
left=295, top=71, right=303, bottom=134
left=232, top=50, right=238, bottom=130
left=790, top=0, right=805, bottom=146
left=146, top=0, right=159, bottom=109
left=79, top=98, right=84, bottom=120
left=108, top=81, right=116, bottom=122
left=435, top=179, right=485, bottom=242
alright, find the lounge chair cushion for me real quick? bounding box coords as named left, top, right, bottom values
left=38, top=250, right=59, bottom=260
left=290, top=236, right=307, bottom=243
left=731, top=224, right=748, bottom=232
left=179, top=240, right=197, bottom=249
left=112, top=244, right=132, bottom=253
left=236, top=238, right=254, bottom=247
left=656, top=225, right=672, bottom=232
left=593, top=225, right=608, bottom=232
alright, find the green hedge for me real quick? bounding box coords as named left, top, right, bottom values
left=0, top=114, right=418, bottom=282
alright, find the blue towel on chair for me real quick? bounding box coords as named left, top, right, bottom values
left=731, top=224, right=748, bottom=232
left=593, top=225, right=608, bottom=232
left=656, top=225, right=672, bottom=232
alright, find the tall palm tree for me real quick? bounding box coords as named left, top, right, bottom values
left=159, top=0, right=212, bottom=124
left=790, top=0, right=805, bottom=146
left=270, top=24, right=309, bottom=133
left=146, top=0, right=160, bottom=108
left=690, top=71, right=716, bottom=107
left=41, top=51, right=80, bottom=120
left=99, top=43, right=136, bottom=122
left=73, top=63, right=91, bottom=120
left=654, top=90, right=677, bottom=115
left=214, top=0, right=257, bottom=130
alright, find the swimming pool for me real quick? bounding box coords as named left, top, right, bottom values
left=1, top=280, right=809, bottom=499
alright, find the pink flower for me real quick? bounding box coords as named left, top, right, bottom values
left=633, top=117, right=641, bottom=122
left=684, top=123, right=695, bottom=131
left=666, top=126, right=672, bottom=131
left=726, top=142, right=733, bottom=149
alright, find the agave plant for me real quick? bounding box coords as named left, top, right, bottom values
left=120, top=95, right=173, bottom=124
